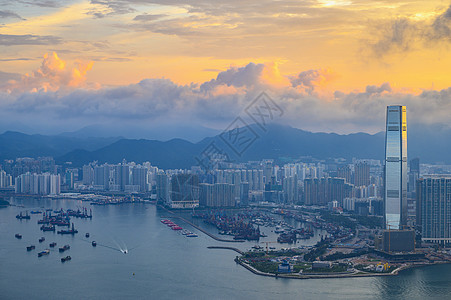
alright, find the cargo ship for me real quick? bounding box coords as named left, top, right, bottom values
left=16, top=211, right=31, bottom=220
left=57, top=223, right=78, bottom=235
left=40, top=224, right=55, bottom=232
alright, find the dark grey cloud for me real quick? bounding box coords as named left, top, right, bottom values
left=0, top=34, right=62, bottom=46
left=0, top=57, right=35, bottom=61
left=0, top=10, right=24, bottom=20
left=1, top=61, right=451, bottom=135
left=18, top=1, right=61, bottom=8
left=133, top=13, right=166, bottom=22
left=89, top=0, right=136, bottom=18
left=200, top=63, right=265, bottom=91
left=369, top=4, right=451, bottom=57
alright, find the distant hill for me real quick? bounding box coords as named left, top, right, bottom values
left=0, top=131, right=120, bottom=160
left=59, top=123, right=220, bottom=143
left=58, top=124, right=387, bottom=169
left=2, top=123, right=451, bottom=169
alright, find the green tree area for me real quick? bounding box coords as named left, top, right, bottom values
left=320, top=211, right=356, bottom=231
left=293, top=263, right=311, bottom=272
left=322, top=249, right=369, bottom=261
left=250, top=261, right=279, bottom=274
left=353, top=215, right=383, bottom=229
left=304, top=239, right=330, bottom=262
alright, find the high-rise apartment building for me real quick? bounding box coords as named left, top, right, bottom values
left=384, top=105, right=408, bottom=229
left=417, top=176, right=451, bottom=245
left=354, top=162, right=370, bottom=187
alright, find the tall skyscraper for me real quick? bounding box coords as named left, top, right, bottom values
left=384, top=105, right=408, bottom=229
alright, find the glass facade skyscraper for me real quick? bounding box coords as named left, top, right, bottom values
left=384, top=105, right=407, bottom=229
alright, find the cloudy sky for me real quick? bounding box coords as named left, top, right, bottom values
left=1, top=0, right=451, bottom=136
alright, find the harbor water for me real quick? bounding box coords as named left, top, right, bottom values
left=1, top=197, right=451, bottom=300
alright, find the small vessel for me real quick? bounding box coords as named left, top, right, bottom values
left=59, top=245, right=70, bottom=252
left=26, top=245, right=35, bottom=251
left=85, top=233, right=90, bottom=238
left=15, top=233, right=22, bottom=239
left=30, top=210, right=42, bottom=214
left=92, top=241, right=97, bottom=247
left=61, top=256, right=71, bottom=262
left=40, top=224, right=55, bottom=232
left=16, top=211, right=31, bottom=220
left=57, top=223, right=78, bottom=235
left=49, top=242, right=57, bottom=248
left=38, top=249, right=50, bottom=257
left=186, top=233, right=198, bottom=237
left=39, top=237, right=45, bottom=243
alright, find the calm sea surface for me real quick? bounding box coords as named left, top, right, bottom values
left=1, top=197, right=451, bottom=300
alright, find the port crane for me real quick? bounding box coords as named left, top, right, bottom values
left=260, top=241, right=278, bottom=254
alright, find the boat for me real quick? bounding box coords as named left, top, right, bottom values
left=61, top=256, right=71, bottom=262
left=16, top=212, right=31, bottom=220
left=40, top=225, right=55, bottom=232
left=39, top=237, right=45, bottom=243
left=15, top=233, right=22, bottom=239
left=186, top=233, right=198, bottom=237
left=57, top=223, right=78, bottom=235
left=26, top=245, right=35, bottom=251
left=49, top=242, right=57, bottom=248
left=59, top=245, right=70, bottom=252
left=85, top=233, right=90, bottom=238
left=92, top=241, right=97, bottom=247
left=38, top=249, right=50, bottom=257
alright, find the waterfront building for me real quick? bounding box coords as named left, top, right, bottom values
left=375, top=230, right=415, bottom=253
left=15, top=172, right=60, bottom=195
left=131, top=166, right=148, bottom=192
left=170, top=174, right=199, bottom=208
left=199, top=183, right=235, bottom=207
left=156, top=173, right=170, bottom=205
left=82, top=165, right=94, bottom=185
left=384, top=105, right=408, bottom=229
left=417, top=176, right=451, bottom=245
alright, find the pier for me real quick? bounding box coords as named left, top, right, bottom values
left=207, top=246, right=244, bottom=255
left=159, top=205, right=245, bottom=243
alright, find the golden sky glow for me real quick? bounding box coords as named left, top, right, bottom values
left=0, top=0, right=449, bottom=91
